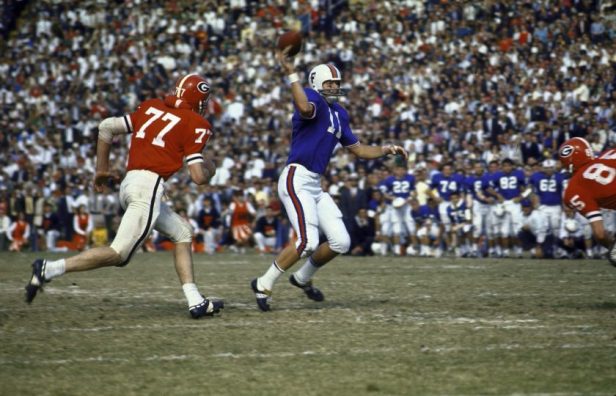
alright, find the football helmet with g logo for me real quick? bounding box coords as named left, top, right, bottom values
left=559, top=137, right=594, bottom=173
left=174, top=73, right=211, bottom=116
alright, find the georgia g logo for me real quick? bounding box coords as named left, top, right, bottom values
left=560, top=145, right=574, bottom=157
left=197, top=82, right=210, bottom=94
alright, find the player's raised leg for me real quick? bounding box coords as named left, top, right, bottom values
left=25, top=172, right=163, bottom=303
left=290, top=192, right=349, bottom=301
left=252, top=165, right=320, bottom=311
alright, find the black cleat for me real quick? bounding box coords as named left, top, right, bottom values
left=289, top=274, right=324, bottom=302
left=189, top=298, right=224, bottom=319
left=25, top=259, right=48, bottom=304
left=250, top=278, right=272, bottom=312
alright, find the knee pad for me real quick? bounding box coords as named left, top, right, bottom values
left=329, top=231, right=351, bottom=254
left=172, top=218, right=193, bottom=244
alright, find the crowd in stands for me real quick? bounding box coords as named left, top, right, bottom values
left=0, top=0, right=615, bottom=258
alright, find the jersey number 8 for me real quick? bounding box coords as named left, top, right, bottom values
left=582, top=163, right=616, bottom=186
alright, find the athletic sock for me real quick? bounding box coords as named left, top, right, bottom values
left=258, top=260, right=284, bottom=291
left=293, top=257, right=319, bottom=285
left=182, top=283, right=204, bottom=308
left=44, top=259, right=66, bottom=280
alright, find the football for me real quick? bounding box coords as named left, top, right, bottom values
left=277, top=30, right=302, bottom=56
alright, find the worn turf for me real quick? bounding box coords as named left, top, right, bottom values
left=1, top=252, right=615, bottom=395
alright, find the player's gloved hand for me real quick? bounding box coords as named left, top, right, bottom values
left=93, top=171, right=118, bottom=193
left=203, top=159, right=217, bottom=181
left=382, top=144, right=409, bottom=161
left=608, top=241, right=616, bottom=267
left=276, top=46, right=295, bottom=75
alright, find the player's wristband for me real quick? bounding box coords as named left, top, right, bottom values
left=287, top=73, right=300, bottom=84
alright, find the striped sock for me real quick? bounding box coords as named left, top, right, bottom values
left=258, top=260, right=284, bottom=291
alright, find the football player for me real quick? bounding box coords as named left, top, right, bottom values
left=559, top=137, right=616, bottom=265
left=24, top=73, right=224, bottom=319
left=529, top=158, right=566, bottom=255
left=428, top=162, right=465, bottom=247
left=465, top=161, right=494, bottom=257
left=488, top=158, right=528, bottom=258
left=378, top=163, right=417, bottom=255
left=250, top=48, right=408, bottom=311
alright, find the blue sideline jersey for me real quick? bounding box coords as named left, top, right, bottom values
left=529, top=171, right=565, bottom=206
left=379, top=175, right=416, bottom=199
left=430, top=173, right=465, bottom=201
left=286, top=88, right=359, bottom=174
left=465, top=174, right=490, bottom=204
left=491, top=169, right=526, bottom=200
left=411, top=204, right=441, bottom=225
left=447, top=201, right=469, bottom=224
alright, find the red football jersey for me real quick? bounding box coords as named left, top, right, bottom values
left=125, top=98, right=213, bottom=179
left=563, top=149, right=616, bottom=223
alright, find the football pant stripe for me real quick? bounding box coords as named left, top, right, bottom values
left=117, top=176, right=162, bottom=267
left=123, top=115, right=133, bottom=133
left=287, top=166, right=307, bottom=256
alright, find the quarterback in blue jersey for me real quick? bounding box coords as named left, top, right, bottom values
left=378, top=163, right=417, bottom=255
left=251, top=48, right=408, bottom=311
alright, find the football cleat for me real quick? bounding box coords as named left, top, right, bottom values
left=25, top=259, right=48, bottom=304
left=250, top=278, right=272, bottom=312
left=289, top=274, right=324, bottom=302
left=189, top=297, right=224, bottom=319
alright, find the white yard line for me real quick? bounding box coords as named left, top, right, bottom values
left=1, top=343, right=615, bottom=366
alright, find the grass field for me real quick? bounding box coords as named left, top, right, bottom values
left=1, top=252, right=615, bottom=396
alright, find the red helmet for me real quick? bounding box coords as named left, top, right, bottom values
left=174, top=74, right=210, bottom=116
left=558, top=137, right=594, bottom=173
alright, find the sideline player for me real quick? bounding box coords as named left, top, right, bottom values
left=378, top=163, right=417, bottom=255
left=24, top=74, right=224, bottom=318
left=559, top=137, right=616, bottom=265
left=250, top=48, right=408, bottom=311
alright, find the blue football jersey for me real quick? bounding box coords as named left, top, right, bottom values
left=379, top=175, right=416, bottom=199
left=447, top=201, right=469, bottom=224
left=412, top=204, right=441, bottom=225
left=430, top=173, right=465, bottom=201
left=529, top=171, right=564, bottom=206
left=491, top=169, right=526, bottom=200
left=465, top=174, right=490, bottom=204
left=286, top=88, right=359, bottom=174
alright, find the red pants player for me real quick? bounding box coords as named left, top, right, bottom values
left=559, top=137, right=616, bottom=265
left=25, top=74, right=224, bottom=319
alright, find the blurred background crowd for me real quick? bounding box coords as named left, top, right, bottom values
left=0, top=0, right=615, bottom=258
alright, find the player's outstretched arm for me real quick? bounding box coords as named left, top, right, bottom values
left=277, top=47, right=313, bottom=118
left=347, top=143, right=408, bottom=161
left=94, top=116, right=130, bottom=192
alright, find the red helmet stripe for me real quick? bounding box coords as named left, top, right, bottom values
left=326, top=64, right=339, bottom=79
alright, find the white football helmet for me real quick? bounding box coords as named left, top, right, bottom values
left=309, top=64, right=348, bottom=103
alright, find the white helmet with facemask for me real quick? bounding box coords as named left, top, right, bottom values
left=309, top=64, right=348, bottom=104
